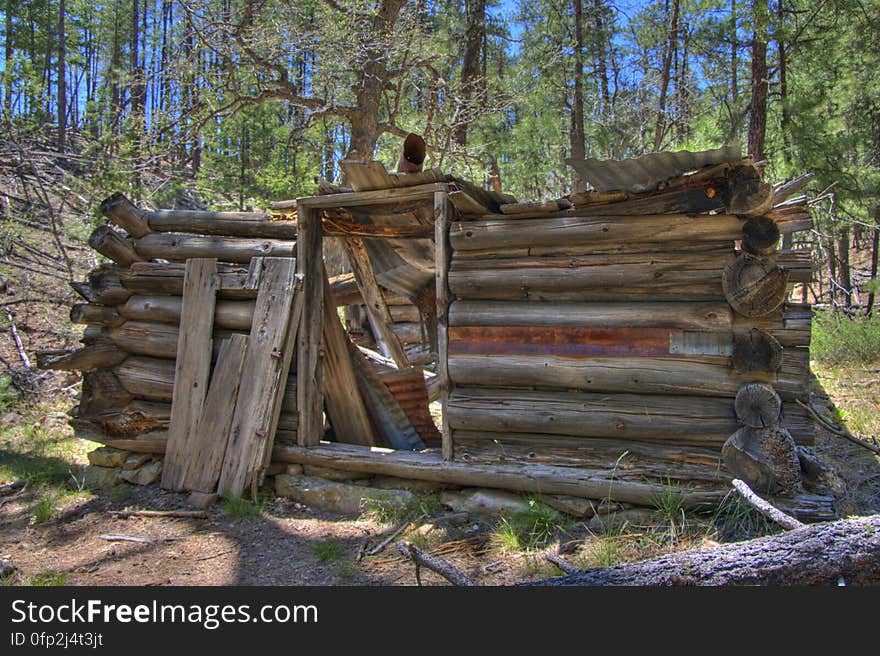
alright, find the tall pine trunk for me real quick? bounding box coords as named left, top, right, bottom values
left=454, top=0, right=485, bottom=147
left=653, top=0, right=680, bottom=151
left=570, top=0, right=587, bottom=193
left=748, top=0, right=768, bottom=161
left=57, top=0, right=66, bottom=151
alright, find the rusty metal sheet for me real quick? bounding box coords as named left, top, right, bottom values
left=378, top=368, right=441, bottom=446
left=565, top=143, right=742, bottom=193
left=448, top=326, right=682, bottom=357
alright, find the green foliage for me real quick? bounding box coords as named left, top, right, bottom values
left=31, top=493, right=56, bottom=525
left=0, top=376, right=19, bottom=413
left=1, top=571, right=69, bottom=587
left=221, top=496, right=265, bottom=518
left=311, top=538, right=345, bottom=563
left=710, top=494, right=778, bottom=541
left=812, top=309, right=880, bottom=364
left=360, top=493, right=440, bottom=526
left=491, top=498, right=567, bottom=552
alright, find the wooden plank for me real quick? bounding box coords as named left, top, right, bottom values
left=435, top=191, right=453, bottom=461
left=297, top=202, right=324, bottom=446
left=450, top=214, right=745, bottom=252
left=320, top=271, right=377, bottom=446
left=342, top=237, right=409, bottom=368
left=298, top=182, right=450, bottom=209
left=449, top=301, right=732, bottom=331
left=217, top=258, right=299, bottom=498
left=181, top=334, right=248, bottom=493
left=160, top=258, right=218, bottom=491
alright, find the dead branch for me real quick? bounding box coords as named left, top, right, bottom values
left=109, top=510, right=209, bottom=520
left=544, top=550, right=579, bottom=575
left=396, top=540, right=475, bottom=587
left=368, top=514, right=425, bottom=556
left=797, top=399, right=880, bottom=456
left=731, top=479, right=805, bottom=530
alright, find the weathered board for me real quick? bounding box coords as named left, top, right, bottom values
left=217, top=258, right=300, bottom=498
left=161, top=258, right=218, bottom=491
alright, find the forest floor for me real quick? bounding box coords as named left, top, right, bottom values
left=0, top=366, right=878, bottom=587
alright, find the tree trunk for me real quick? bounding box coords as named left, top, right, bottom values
left=867, top=210, right=879, bottom=317
left=528, top=515, right=880, bottom=586
left=653, top=0, right=680, bottom=151
left=570, top=0, right=587, bottom=194
left=748, top=0, right=768, bottom=161
left=57, top=0, right=66, bottom=152
left=4, top=0, right=12, bottom=114
left=777, top=0, right=791, bottom=164
left=453, top=0, right=485, bottom=147
left=592, top=0, right=610, bottom=117
left=836, top=228, right=852, bottom=308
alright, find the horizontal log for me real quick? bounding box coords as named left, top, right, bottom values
left=78, top=398, right=299, bottom=438
left=450, top=214, right=746, bottom=252
left=447, top=350, right=809, bottom=400
left=452, top=432, right=726, bottom=483
left=449, top=301, right=732, bottom=331
left=72, top=426, right=725, bottom=508
left=145, top=210, right=297, bottom=239
left=271, top=442, right=726, bottom=508
left=531, top=514, right=878, bottom=586
left=104, top=321, right=246, bottom=359
left=448, top=250, right=811, bottom=302
left=119, top=261, right=257, bottom=299
left=447, top=388, right=814, bottom=445
left=118, top=295, right=256, bottom=331
left=112, top=355, right=298, bottom=414
left=133, top=232, right=295, bottom=263
left=452, top=240, right=737, bottom=260
left=391, top=322, right=426, bottom=345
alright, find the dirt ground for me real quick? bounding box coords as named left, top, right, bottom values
left=2, top=429, right=879, bottom=588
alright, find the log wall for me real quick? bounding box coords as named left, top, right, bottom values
left=61, top=201, right=302, bottom=446
left=444, top=194, right=815, bottom=484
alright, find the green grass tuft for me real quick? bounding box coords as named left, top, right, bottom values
left=221, top=496, right=264, bottom=517
left=31, top=494, right=55, bottom=525
left=311, top=538, right=344, bottom=563
left=491, top=498, right=567, bottom=552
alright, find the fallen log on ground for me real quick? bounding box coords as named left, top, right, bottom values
left=527, top=514, right=880, bottom=586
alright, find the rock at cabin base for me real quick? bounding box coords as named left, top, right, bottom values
left=122, top=453, right=151, bottom=470
left=88, top=447, right=129, bottom=468
left=274, top=474, right=415, bottom=516
left=301, top=464, right=371, bottom=482
left=722, top=426, right=801, bottom=495
left=118, top=461, right=162, bottom=486
left=440, top=489, right=532, bottom=516
left=84, top=466, right=122, bottom=489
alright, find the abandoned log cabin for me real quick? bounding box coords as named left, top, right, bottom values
left=39, top=141, right=835, bottom=520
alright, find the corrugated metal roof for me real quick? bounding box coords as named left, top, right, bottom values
left=565, top=143, right=742, bottom=193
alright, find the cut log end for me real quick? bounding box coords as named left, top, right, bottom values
left=735, top=383, right=782, bottom=428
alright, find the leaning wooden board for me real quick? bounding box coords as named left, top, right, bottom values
left=217, top=258, right=301, bottom=498
left=160, top=258, right=217, bottom=491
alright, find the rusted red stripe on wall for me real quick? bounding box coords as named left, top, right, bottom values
left=448, top=326, right=680, bottom=357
